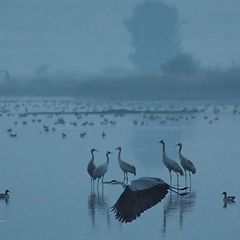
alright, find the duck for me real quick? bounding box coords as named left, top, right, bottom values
left=222, top=191, right=235, bottom=203
left=0, top=190, right=10, bottom=200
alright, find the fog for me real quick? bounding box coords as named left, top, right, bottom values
left=1, top=0, right=240, bottom=99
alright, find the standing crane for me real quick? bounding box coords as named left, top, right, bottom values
left=176, top=143, right=196, bottom=186
left=93, top=151, right=112, bottom=186
left=87, top=148, right=98, bottom=185
left=104, top=177, right=188, bottom=223
left=159, top=140, right=183, bottom=185
left=115, top=147, right=136, bottom=183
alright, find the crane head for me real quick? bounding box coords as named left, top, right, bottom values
left=176, top=143, right=182, bottom=147
left=103, top=180, right=126, bottom=188
left=91, top=148, right=98, bottom=153
left=115, top=147, right=121, bottom=151
left=158, top=140, right=164, bottom=144
left=103, top=180, right=118, bottom=185
left=106, top=151, right=112, bottom=155
left=5, top=190, right=10, bottom=194
left=222, top=191, right=227, bottom=196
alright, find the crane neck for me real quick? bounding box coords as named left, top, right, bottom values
left=90, top=151, right=94, bottom=162
left=106, top=153, right=110, bottom=164
left=161, top=142, right=166, bottom=157
left=178, top=145, right=182, bottom=154
left=117, top=149, right=121, bottom=161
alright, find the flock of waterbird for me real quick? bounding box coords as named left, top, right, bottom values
left=87, top=141, right=236, bottom=223
left=0, top=100, right=237, bottom=223
left=87, top=147, right=136, bottom=188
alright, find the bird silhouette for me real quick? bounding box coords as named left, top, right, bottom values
left=115, top=147, right=136, bottom=183
left=87, top=149, right=98, bottom=186
left=176, top=143, right=196, bottom=186
left=159, top=140, right=183, bottom=185
left=104, top=177, right=188, bottom=223
left=93, top=151, right=112, bottom=186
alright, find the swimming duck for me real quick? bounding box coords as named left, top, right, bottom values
left=0, top=190, right=10, bottom=200
left=222, top=191, right=235, bottom=203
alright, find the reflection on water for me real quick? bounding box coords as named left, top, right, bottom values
left=162, top=190, right=196, bottom=236
left=0, top=198, right=9, bottom=205
left=1, top=99, right=240, bottom=239
left=88, top=189, right=110, bottom=228
left=223, top=201, right=235, bottom=209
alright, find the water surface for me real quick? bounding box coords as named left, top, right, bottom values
left=0, top=99, right=239, bottom=240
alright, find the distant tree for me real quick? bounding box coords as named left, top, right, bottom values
left=34, top=63, right=51, bottom=77
left=124, top=1, right=181, bottom=73
left=162, top=53, right=201, bottom=76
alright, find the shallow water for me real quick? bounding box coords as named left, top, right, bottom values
left=0, top=99, right=239, bottom=240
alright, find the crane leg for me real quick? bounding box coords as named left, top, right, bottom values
left=91, top=178, right=94, bottom=192
left=126, top=173, right=128, bottom=183
left=184, top=170, right=187, bottom=187
left=176, top=173, right=179, bottom=187
left=169, top=170, right=172, bottom=184
left=189, top=172, right=192, bottom=189
left=97, top=179, right=100, bottom=189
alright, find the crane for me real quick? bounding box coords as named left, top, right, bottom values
left=159, top=140, right=183, bottom=185
left=115, top=147, right=136, bottom=183
left=87, top=148, right=98, bottom=185
left=93, top=151, right=112, bottom=186
left=104, top=177, right=188, bottom=223
left=176, top=143, right=196, bottom=186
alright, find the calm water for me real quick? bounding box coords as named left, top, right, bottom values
left=0, top=99, right=239, bottom=240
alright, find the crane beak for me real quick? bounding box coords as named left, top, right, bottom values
left=103, top=181, right=111, bottom=184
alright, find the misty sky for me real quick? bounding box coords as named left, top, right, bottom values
left=1, top=0, right=240, bottom=75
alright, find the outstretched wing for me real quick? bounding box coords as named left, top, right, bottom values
left=111, top=179, right=169, bottom=223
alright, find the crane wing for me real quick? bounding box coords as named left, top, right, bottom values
left=111, top=179, right=169, bottom=223
left=186, top=159, right=196, bottom=174
left=130, top=177, right=167, bottom=191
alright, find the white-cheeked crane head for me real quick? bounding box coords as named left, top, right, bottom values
left=103, top=180, right=125, bottom=186
left=106, top=151, right=112, bottom=156
left=158, top=139, right=164, bottom=144
left=91, top=148, right=98, bottom=153
left=176, top=143, right=182, bottom=147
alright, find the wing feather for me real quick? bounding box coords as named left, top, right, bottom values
left=111, top=181, right=169, bottom=223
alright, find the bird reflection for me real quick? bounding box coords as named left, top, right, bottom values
left=0, top=198, right=9, bottom=204
left=88, top=190, right=110, bottom=228
left=162, top=191, right=196, bottom=235
left=179, top=191, right=196, bottom=229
